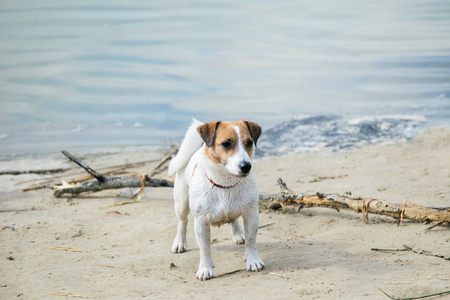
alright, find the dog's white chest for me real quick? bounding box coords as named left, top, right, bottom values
left=203, top=193, right=243, bottom=226
left=189, top=178, right=255, bottom=227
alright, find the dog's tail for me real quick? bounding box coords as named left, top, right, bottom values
left=168, top=118, right=204, bottom=177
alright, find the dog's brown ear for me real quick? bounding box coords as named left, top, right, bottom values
left=244, top=121, right=262, bottom=147
left=197, top=121, right=221, bottom=148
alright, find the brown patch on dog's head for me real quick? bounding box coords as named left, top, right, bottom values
left=197, top=121, right=221, bottom=148
left=197, top=120, right=262, bottom=165
left=243, top=120, right=262, bottom=147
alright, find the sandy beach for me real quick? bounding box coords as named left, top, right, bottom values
left=0, top=127, right=449, bottom=299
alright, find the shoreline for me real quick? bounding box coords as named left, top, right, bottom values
left=0, top=113, right=437, bottom=162
left=0, top=127, right=449, bottom=299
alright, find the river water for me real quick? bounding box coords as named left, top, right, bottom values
left=1, top=0, right=449, bottom=159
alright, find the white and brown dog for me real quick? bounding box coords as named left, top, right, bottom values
left=168, top=119, right=265, bottom=281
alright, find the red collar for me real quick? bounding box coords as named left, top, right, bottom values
left=205, top=173, right=238, bottom=189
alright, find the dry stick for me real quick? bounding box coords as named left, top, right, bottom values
left=259, top=223, right=275, bottom=229
left=20, top=158, right=160, bottom=191
left=403, top=245, right=450, bottom=261
left=425, top=221, right=444, bottom=232
left=1, top=226, right=16, bottom=231
left=362, top=198, right=368, bottom=224
left=53, top=151, right=174, bottom=198
left=95, top=264, right=127, bottom=269
left=53, top=175, right=174, bottom=198
left=370, top=245, right=450, bottom=260
left=61, top=150, right=105, bottom=182
left=49, top=246, right=89, bottom=253
left=259, top=179, right=450, bottom=224
left=370, top=247, right=410, bottom=252
left=149, top=147, right=178, bottom=177
left=0, top=168, right=69, bottom=176
left=51, top=292, right=88, bottom=298
left=23, top=158, right=135, bottom=192
left=0, top=208, right=43, bottom=213
left=217, top=269, right=246, bottom=277
left=169, top=272, right=184, bottom=279
left=269, top=272, right=289, bottom=281
left=398, top=200, right=408, bottom=226
left=52, top=168, right=135, bottom=189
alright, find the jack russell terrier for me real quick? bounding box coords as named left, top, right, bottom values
left=168, top=119, right=265, bottom=280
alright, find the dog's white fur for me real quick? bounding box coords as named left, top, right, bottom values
left=168, top=119, right=265, bottom=280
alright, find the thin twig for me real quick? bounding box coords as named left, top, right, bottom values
left=259, top=223, right=275, bottom=229
left=0, top=208, right=43, bottom=213
left=403, top=245, right=450, bottom=260
left=217, top=269, right=246, bottom=277
left=398, top=200, right=408, bottom=226
left=424, top=221, right=445, bottom=232
left=0, top=168, right=69, bottom=176
left=106, top=211, right=124, bottom=215
left=0, top=226, right=16, bottom=231
left=371, top=247, right=410, bottom=252
left=269, top=272, right=288, bottom=281
left=371, top=245, right=450, bottom=260
left=95, top=264, right=127, bottom=269
left=362, top=198, right=368, bottom=224
left=61, top=150, right=105, bottom=182
left=49, top=247, right=89, bottom=253
left=51, top=292, right=88, bottom=298
left=20, top=157, right=159, bottom=191
left=149, top=148, right=178, bottom=177
left=169, top=272, right=184, bottom=279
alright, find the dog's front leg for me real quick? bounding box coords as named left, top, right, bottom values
left=243, top=207, right=265, bottom=272
left=194, top=217, right=214, bottom=280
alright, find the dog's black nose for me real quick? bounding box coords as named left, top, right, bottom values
left=239, top=161, right=252, bottom=174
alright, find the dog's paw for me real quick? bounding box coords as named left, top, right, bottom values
left=196, top=265, right=214, bottom=281
left=245, top=252, right=265, bottom=272
left=232, top=232, right=245, bottom=244
left=171, top=238, right=186, bottom=253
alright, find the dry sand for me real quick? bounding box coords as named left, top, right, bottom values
left=1, top=127, right=449, bottom=299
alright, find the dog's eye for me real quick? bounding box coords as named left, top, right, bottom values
left=245, top=139, right=254, bottom=148
left=221, top=140, right=232, bottom=150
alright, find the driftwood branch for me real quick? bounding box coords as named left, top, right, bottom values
left=259, top=179, right=450, bottom=224
left=53, top=175, right=174, bottom=198
left=52, top=150, right=175, bottom=198
left=20, top=158, right=161, bottom=192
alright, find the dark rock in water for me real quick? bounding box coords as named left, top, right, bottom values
left=256, top=115, right=425, bottom=156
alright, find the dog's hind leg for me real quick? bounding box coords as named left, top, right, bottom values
left=230, top=219, right=245, bottom=244
left=172, top=172, right=190, bottom=253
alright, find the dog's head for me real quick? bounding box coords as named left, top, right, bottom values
left=197, top=120, right=262, bottom=177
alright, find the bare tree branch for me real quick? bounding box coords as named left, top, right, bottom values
left=259, top=179, right=450, bottom=224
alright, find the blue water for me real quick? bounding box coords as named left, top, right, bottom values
left=1, top=1, right=450, bottom=159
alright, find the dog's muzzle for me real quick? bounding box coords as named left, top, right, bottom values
left=239, top=161, right=252, bottom=174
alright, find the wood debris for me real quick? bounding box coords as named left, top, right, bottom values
left=259, top=179, right=450, bottom=224
left=49, top=247, right=89, bottom=253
